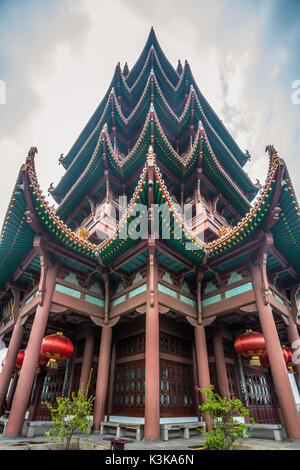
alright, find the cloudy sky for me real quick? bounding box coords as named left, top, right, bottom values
left=0, top=0, right=299, bottom=231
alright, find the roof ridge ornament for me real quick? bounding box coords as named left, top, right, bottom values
left=26, top=147, right=38, bottom=166
left=265, top=144, right=282, bottom=171
left=101, top=123, right=108, bottom=139
left=147, top=145, right=155, bottom=167
left=48, top=183, right=55, bottom=193
left=265, top=144, right=278, bottom=161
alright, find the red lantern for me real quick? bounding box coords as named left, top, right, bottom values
left=234, top=330, right=266, bottom=366
left=15, top=349, right=25, bottom=372
left=284, top=347, right=296, bottom=374
left=260, top=346, right=289, bottom=367
left=41, top=332, right=74, bottom=369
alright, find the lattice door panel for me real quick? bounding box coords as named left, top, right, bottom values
left=32, top=365, right=66, bottom=421
left=243, top=367, right=280, bottom=424
left=70, top=361, right=98, bottom=397
left=208, top=362, right=219, bottom=394
left=112, top=360, right=145, bottom=416
left=70, top=362, right=82, bottom=395
left=160, top=360, right=194, bottom=416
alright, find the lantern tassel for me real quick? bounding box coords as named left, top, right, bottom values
left=47, top=358, right=58, bottom=369
left=250, top=355, right=261, bottom=367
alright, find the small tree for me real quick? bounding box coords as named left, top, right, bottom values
left=196, top=386, right=255, bottom=450
left=44, top=370, right=95, bottom=450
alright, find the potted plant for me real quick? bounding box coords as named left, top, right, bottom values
left=196, top=385, right=255, bottom=450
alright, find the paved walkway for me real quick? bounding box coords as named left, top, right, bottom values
left=0, top=432, right=300, bottom=450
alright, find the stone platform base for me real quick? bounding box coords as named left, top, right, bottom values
left=21, top=420, right=92, bottom=438
left=247, top=424, right=287, bottom=441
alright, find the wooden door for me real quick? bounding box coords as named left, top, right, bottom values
left=112, top=360, right=145, bottom=417
left=243, top=366, right=280, bottom=424
left=160, top=359, right=194, bottom=417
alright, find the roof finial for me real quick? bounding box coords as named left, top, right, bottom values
left=123, top=62, right=129, bottom=78
left=177, top=60, right=183, bottom=75
left=149, top=26, right=156, bottom=45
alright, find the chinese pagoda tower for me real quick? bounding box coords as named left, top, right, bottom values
left=0, top=28, right=300, bottom=440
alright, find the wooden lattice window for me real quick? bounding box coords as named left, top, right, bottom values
left=226, top=363, right=239, bottom=399
left=71, top=361, right=98, bottom=397
left=208, top=362, right=219, bottom=394
left=223, top=339, right=235, bottom=359
left=159, top=333, right=192, bottom=358
left=75, top=338, right=85, bottom=358
left=116, top=334, right=145, bottom=358
left=206, top=337, right=214, bottom=357
left=71, top=362, right=82, bottom=395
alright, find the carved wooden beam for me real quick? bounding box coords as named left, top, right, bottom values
left=33, top=235, right=57, bottom=306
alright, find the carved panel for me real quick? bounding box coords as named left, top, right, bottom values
left=116, top=333, right=145, bottom=358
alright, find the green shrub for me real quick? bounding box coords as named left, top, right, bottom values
left=196, top=386, right=255, bottom=450
left=43, top=370, right=95, bottom=449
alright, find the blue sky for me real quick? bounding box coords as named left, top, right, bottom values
left=0, top=0, right=299, bottom=230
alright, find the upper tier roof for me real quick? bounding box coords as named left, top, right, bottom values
left=50, top=28, right=259, bottom=209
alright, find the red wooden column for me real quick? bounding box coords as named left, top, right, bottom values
left=6, top=373, right=19, bottom=410
left=144, top=149, right=160, bottom=439
left=0, top=289, right=22, bottom=415
left=286, top=288, right=300, bottom=395
left=5, top=259, right=59, bottom=436
left=192, top=344, right=201, bottom=419
left=144, top=239, right=160, bottom=440
left=79, top=326, right=95, bottom=394
left=194, top=324, right=214, bottom=431
left=192, top=269, right=213, bottom=430
left=286, top=315, right=300, bottom=395
left=93, top=325, right=112, bottom=431
left=250, top=259, right=300, bottom=439
left=213, top=324, right=231, bottom=399
left=106, top=340, right=116, bottom=421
